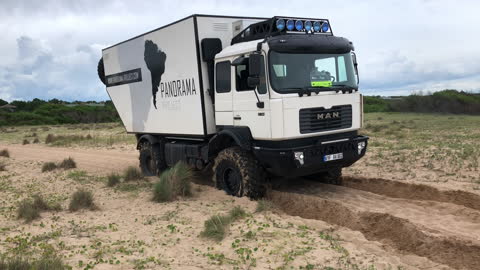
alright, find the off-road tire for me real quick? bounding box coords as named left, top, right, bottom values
left=139, top=141, right=166, bottom=176
left=97, top=58, right=106, bottom=85
left=213, top=147, right=267, bottom=199
left=305, top=168, right=343, bottom=185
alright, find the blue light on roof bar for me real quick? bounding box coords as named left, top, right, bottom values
left=276, top=19, right=285, bottom=31
left=286, top=20, right=295, bottom=31
left=322, top=22, right=330, bottom=32
left=304, top=21, right=312, bottom=31
left=313, top=21, right=321, bottom=32
left=295, top=20, right=303, bottom=31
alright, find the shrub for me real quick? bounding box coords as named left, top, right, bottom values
left=58, top=157, right=76, bottom=169
left=42, top=162, right=57, bottom=172
left=33, top=138, right=40, bottom=144
left=69, top=189, right=96, bottom=211
left=22, top=139, right=30, bottom=145
left=0, top=149, right=9, bottom=158
left=45, top=134, right=55, bottom=144
left=124, top=166, right=143, bottom=181
left=255, top=199, right=275, bottom=213
left=107, top=173, right=121, bottom=187
left=17, top=199, right=41, bottom=222
left=0, top=162, right=5, bottom=172
left=152, top=162, right=193, bottom=202
left=229, top=206, right=247, bottom=219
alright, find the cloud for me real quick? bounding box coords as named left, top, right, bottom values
left=0, top=0, right=479, bottom=101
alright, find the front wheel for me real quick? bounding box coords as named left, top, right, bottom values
left=305, top=168, right=343, bottom=185
left=213, top=147, right=267, bottom=199
left=139, top=141, right=166, bottom=176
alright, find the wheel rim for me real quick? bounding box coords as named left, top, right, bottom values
left=222, top=167, right=241, bottom=195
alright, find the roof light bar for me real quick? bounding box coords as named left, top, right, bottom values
left=275, top=18, right=331, bottom=34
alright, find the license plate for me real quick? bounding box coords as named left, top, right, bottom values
left=323, top=153, right=343, bottom=162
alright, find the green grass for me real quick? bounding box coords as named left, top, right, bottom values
left=255, top=199, right=275, bottom=213
left=152, top=162, right=193, bottom=202
left=69, top=189, right=96, bottom=212
left=124, top=166, right=144, bottom=181
left=200, top=206, right=247, bottom=241
left=0, top=255, right=67, bottom=270
left=107, top=173, right=121, bottom=187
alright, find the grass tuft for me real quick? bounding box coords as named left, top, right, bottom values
left=33, top=138, right=40, bottom=144
left=255, top=199, right=275, bottom=213
left=17, top=199, right=41, bottom=222
left=22, top=139, right=30, bottom=145
left=152, top=162, right=193, bottom=202
left=0, top=162, right=5, bottom=172
left=200, top=206, right=247, bottom=241
left=58, top=157, right=76, bottom=170
left=124, top=166, right=143, bottom=181
left=41, top=162, right=57, bottom=172
left=69, top=189, right=96, bottom=211
left=0, top=149, right=9, bottom=158
left=107, top=173, right=121, bottom=187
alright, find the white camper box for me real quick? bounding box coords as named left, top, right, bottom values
left=102, top=15, right=265, bottom=137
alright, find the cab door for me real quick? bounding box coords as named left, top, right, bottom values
left=232, top=54, right=271, bottom=139
left=214, top=60, right=234, bottom=126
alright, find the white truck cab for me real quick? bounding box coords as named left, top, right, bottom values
left=99, top=15, right=368, bottom=199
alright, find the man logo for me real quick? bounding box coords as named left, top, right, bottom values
left=317, top=111, right=340, bottom=120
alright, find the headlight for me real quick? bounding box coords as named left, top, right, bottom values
left=358, top=141, right=366, bottom=155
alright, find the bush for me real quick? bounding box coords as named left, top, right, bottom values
left=0, top=255, right=66, bottom=270
left=45, top=134, right=55, bottom=144
left=124, top=166, right=143, bottom=181
left=229, top=206, right=247, bottom=219
left=0, top=163, right=5, bottom=171
left=152, top=162, right=193, bottom=202
left=0, top=149, right=9, bottom=158
left=69, top=189, right=96, bottom=211
left=41, top=162, right=57, bottom=172
left=107, top=173, right=121, bottom=187
left=33, top=138, right=40, bottom=144
left=17, top=199, right=41, bottom=222
left=58, top=157, right=76, bottom=169
left=22, top=139, right=30, bottom=145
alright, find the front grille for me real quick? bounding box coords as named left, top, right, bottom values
left=299, top=105, right=352, bottom=134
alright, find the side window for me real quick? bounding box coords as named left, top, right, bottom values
left=235, top=56, right=267, bottom=94
left=216, top=61, right=231, bottom=93
left=337, top=56, right=347, bottom=82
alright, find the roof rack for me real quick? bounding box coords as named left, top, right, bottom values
left=231, top=16, right=333, bottom=45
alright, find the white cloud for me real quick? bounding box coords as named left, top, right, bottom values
left=0, top=0, right=479, bottom=101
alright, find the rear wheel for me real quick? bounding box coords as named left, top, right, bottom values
left=305, top=168, right=343, bottom=185
left=139, top=141, right=166, bottom=176
left=213, top=147, right=266, bottom=199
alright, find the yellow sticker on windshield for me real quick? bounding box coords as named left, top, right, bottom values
left=311, top=81, right=332, bottom=87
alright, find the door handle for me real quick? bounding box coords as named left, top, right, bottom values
left=233, top=115, right=241, bottom=120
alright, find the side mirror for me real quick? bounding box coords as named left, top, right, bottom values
left=247, top=77, right=260, bottom=88
left=352, top=52, right=359, bottom=84
left=248, top=53, right=262, bottom=77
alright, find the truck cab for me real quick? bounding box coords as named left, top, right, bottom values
left=209, top=18, right=367, bottom=179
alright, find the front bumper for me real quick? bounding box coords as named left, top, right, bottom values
left=252, top=135, right=368, bottom=177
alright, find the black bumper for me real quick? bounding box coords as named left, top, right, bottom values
left=252, top=135, right=368, bottom=177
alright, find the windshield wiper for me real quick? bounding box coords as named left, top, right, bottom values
left=281, top=87, right=336, bottom=97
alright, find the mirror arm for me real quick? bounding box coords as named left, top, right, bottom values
left=251, top=82, right=264, bottom=109
left=352, top=51, right=360, bottom=84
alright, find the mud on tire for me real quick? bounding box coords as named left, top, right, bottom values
left=139, top=141, right=167, bottom=176
left=213, top=147, right=267, bottom=199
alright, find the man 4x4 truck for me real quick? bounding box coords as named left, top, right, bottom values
left=98, top=14, right=368, bottom=199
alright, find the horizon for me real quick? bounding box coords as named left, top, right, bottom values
left=1, top=0, right=479, bottom=102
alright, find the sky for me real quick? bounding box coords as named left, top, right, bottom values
left=0, top=0, right=479, bottom=101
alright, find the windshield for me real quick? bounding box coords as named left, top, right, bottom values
left=268, top=51, right=357, bottom=93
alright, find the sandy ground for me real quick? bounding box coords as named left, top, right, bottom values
left=1, top=143, right=480, bottom=269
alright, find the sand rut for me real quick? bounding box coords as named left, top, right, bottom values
left=342, top=176, right=480, bottom=211
left=269, top=190, right=480, bottom=270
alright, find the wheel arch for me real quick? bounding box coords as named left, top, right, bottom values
left=136, top=134, right=159, bottom=150
left=207, top=127, right=253, bottom=160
